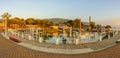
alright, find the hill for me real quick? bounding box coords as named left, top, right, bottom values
left=47, top=18, right=71, bottom=24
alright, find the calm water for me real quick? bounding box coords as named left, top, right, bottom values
left=15, top=30, right=101, bottom=44
left=45, top=33, right=100, bottom=44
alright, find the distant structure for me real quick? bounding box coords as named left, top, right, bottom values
left=0, top=22, right=5, bottom=31
left=89, top=16, right=92, bottom=28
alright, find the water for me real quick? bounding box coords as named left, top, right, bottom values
left=11, top=30, right=101, bottom=44
left=45, top=36, right=69, bottom=44
left=45, top=33, right=100, bottom=44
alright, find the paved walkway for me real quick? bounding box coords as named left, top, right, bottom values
left=2, top=31, right=119, bottom=54
left=0, top=33, right=120, bottom=58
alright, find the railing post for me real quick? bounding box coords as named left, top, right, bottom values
left=56, top=37, right=59, bottom=45
left=75, top=38, right=79, bottom=45
left=38, top=37, right=43, bottom=43
left=28, top=35, right=32, bottom=40
left=21, top=33, right=24, bottom=39
left=108, top=34, right=110, bottom=39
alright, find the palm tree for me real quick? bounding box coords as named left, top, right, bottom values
left=2, top=12, right=11, bottom=29
left=1, top=12, right=11, bottom=36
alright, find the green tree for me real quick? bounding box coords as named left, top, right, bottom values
left=90, top=22, right=96, bottom=29
left=10, top=17, right=20, bottom=24
left=96, top=24, right=101, bottom=30
left=47, top=21, right=54, bottom=26
left=35, top=19, right=54, bottom=28
left=73, top=18, right=81, bottom=28
left=63, top=20, right=73, bottom=26
left=19, top=18, right=26, bottom=27
left=9, top=17, right=26, bottom=28
left=37, top=20, right=45, bottom=28
left=105, top=25, right=111, bottom=29
left=26, top=18, right=36, bottom=25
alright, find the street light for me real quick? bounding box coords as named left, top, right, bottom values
left=1, top=13, right=11, bottom=36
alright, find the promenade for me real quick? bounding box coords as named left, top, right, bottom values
left=0, top=32, right=120, bottom=58
left=4, top=31, right=120, bottom=54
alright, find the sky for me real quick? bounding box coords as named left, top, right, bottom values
left=0, top=0, right=120, bottom=28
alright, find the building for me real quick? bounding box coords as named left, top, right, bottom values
left=0, top=22, right=5, bottom=31
left=26, top=25, right=40, bottom=29
left=9, top=24, right=20, bottom=29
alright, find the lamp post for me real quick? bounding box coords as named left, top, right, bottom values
left=2, top=13, right=11, bottom=36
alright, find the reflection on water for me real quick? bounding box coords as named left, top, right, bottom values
left=45, top=36, right=69, bottom=44
left=45, top=32, right=100, bottom=44
left=11, top=29, right=102, bottom=44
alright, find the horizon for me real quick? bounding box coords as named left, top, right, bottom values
left=0, top=0, right=120, bottom=28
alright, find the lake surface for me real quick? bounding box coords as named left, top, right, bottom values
left=45, top=33, right=100, bottom=44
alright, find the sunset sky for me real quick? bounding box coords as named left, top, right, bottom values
left=0, top=0, right=120, bottom=28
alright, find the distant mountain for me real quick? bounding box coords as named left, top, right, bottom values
left=47, top=18, right=71, bottom=24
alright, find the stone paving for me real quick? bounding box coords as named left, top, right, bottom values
left=0, top=33, right=120, bottom=58
left=2, top=31, right=120, bottom=54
